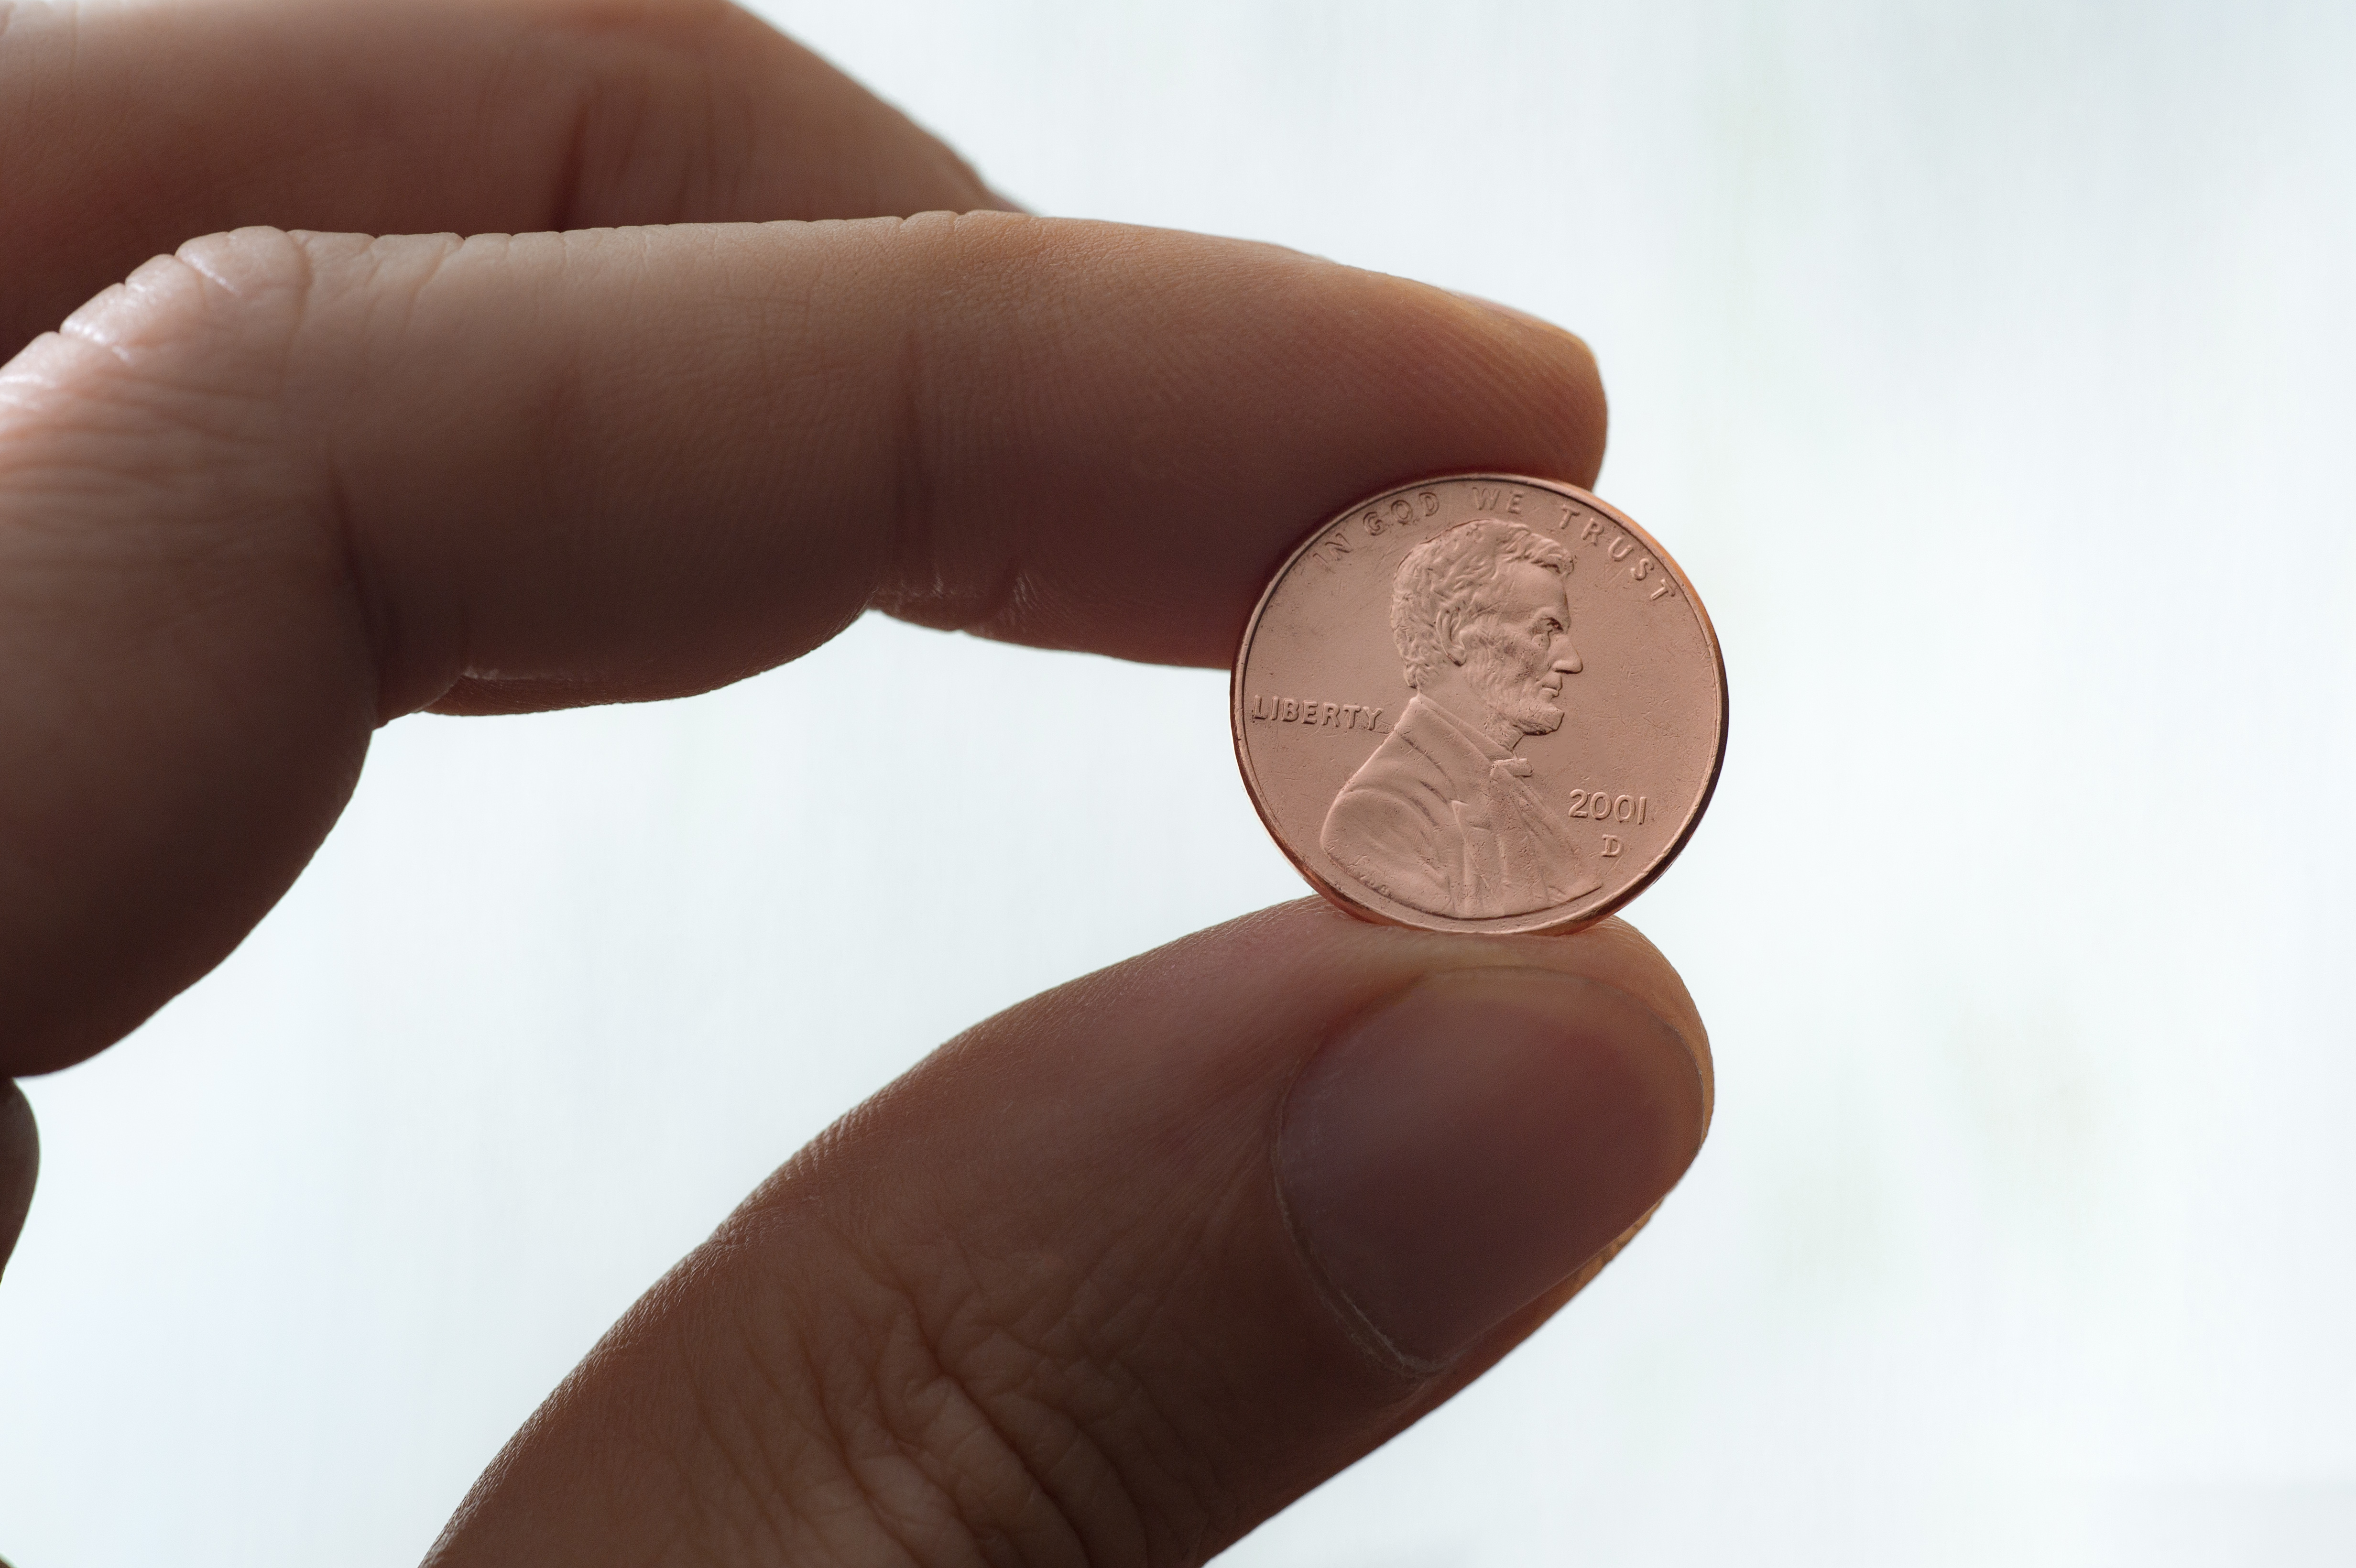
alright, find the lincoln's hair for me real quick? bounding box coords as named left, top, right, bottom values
left=1390, top=518, right=1572, bottom=688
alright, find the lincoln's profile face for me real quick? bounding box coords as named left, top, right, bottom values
left=1390, top=519, right=1581, bottom=747
left=1456, top=557, right=1581, bottom=734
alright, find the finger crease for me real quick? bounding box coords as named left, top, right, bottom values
left=549, top=78, right=601, bottom=236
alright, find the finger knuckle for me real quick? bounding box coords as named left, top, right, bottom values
left=524, top=0, right=763, bottom=226
left=0, top=234, right=348, bottom=592
left=4, top=230, right=302, bottom=448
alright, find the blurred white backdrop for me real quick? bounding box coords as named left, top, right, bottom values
left=5, top=0, right=2355, bottom=1563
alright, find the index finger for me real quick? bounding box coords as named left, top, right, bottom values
left=0, top=213, right=1605, bottom=1073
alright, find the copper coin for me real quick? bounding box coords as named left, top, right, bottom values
left=1231, top=474, right=1726, bottom=934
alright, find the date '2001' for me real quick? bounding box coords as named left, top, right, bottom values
left=1569, top=791, right=1647, bottom=825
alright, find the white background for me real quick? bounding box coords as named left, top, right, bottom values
left=5, top=1, right=2355, bottom=1563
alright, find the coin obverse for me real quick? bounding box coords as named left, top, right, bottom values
left=1231, top=474, right=1726, bottom=935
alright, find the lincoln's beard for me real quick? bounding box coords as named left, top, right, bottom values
left=1461, top=628, right=1564, bottom=736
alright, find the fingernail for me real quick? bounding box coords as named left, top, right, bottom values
left=1445, top=289, right=1592, bottom=353
left=1277, top=969, right=1704, bottom=1367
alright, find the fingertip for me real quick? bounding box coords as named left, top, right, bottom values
left=0, top=1081, right=36, bottom=1282
left=1433, top=285, right=1608, bottom=489
left=1567, top=915, right=1714, bottom=1122
left=1276, top=962, right=1704, bottom=1366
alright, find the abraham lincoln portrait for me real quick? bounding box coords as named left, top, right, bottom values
left=1321, top=518, right=1602, bottom=919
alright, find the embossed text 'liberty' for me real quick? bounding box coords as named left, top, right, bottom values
left=1248, top=696, right=1386, bottom=731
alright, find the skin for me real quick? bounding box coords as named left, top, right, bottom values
left=0, top=2, right=1713, bottom=1562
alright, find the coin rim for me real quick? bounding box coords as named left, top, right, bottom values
left=1229, top=473, right=1728, bottom=936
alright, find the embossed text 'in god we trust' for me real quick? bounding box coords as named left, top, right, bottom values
left=1230, top=474, right=1727, bottom=936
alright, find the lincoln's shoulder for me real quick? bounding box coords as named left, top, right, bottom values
left=1353, top=721, right=1439, bottom=782
left=1330, top=709, right=1442, bottom=798
left=1362, top=698, right=1495, bottom=799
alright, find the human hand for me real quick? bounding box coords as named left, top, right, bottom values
left=0, top=1, right=1712, bottom=1559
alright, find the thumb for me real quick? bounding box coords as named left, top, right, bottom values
left=427, top=901, right=1711, bottom=1566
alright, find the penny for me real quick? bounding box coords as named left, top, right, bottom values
left=1231, top=474, right=1725, bottom=935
